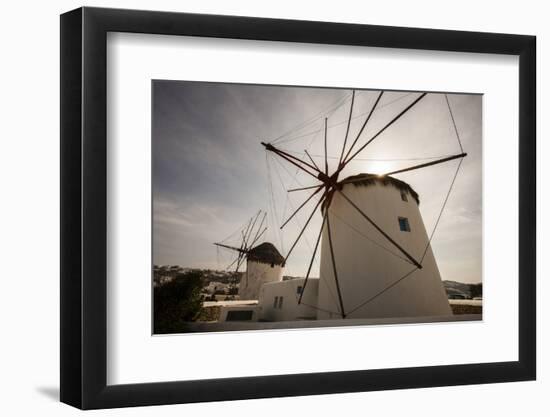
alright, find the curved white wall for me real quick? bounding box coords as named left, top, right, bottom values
left=317, top=181, right=452, bottom=319
left=239, top=260, right=283, bottom=300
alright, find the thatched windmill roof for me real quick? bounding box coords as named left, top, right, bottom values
left=342, top=173, right=420, bottom=204
left=247, top=242, right=285, bottom=266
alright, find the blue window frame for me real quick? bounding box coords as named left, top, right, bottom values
left=398, top=217, right=411, bottom=232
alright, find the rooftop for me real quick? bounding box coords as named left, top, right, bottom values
left=247, top=242, right=285, bottom=266
left=341, top=173, right=420, bottom=204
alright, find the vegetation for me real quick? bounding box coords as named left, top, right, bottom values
left=154, top=271, right=204, bottom=334
left=469, top=283, right=482, bottom=298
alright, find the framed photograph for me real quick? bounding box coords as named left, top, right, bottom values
left=60, top=6, right=536, bottom=409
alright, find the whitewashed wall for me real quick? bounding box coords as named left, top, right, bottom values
left=239, top=260, right=283, bottom=300
left=258, top=278, right=319, bottom=321
left=317, top=181, right=452, bottom=319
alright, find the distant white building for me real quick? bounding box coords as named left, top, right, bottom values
left=258, top=278, right=318, bottom=321
left=205, top=281, right=229, bottom=294
left=238, top=242, right=285, bottom=300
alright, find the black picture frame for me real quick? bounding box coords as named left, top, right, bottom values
left=60, top=6, right=536, bottom=410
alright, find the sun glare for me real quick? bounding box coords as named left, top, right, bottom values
left=364, top=160, right=395, bottom=176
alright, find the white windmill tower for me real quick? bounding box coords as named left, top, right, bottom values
left=316, top=174, right=451, bottom=319
left=262, top=90, right=466, bottom=320
left=214, top=210, right=285, bottom=300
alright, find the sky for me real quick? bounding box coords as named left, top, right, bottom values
left=152, top=81, right=482, bottom=284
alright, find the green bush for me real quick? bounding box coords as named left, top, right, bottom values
left=154, top=271, right=203, bottom=334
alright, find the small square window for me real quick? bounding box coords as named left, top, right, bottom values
left=398, top=217, right=411, bottom=232
left=297, top=285, right=303, bottom=295
left=278, top=296, right=284, bottom=309
left=400, top=190, right=408, bottom=202
left=273, top=296, right=278, bottom=308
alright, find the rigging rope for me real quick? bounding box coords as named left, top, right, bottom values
left=445, top=94, right=464, bottom=153
left=347, top=267, right=419, bottom=315
left=274, top=92, right=414, bottom=145
left=271, top=91, right=353, bottom=144
left=290, top=274, right=342, bottom=318
left=420, top=158, right=463, bottom=263
left=270, top=154, right=319, bottom=262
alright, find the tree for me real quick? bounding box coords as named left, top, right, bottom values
left=154, top=271, right=204, bottom=333
left=469, top=283, right=483, bottom=298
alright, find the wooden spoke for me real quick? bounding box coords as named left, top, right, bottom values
left=284, top=190, right=327, bottom=264
left=324, top=118, right=328, bottom=174
left=298, top=211, right=327, bottom=305
left=325, top=199, right=346, bottom=318
left=382, top=152, right=467, bottom=177
left=341, top=152, right=467, bottom=186
left=341, top=92, right=427, bottom=169
left=244, top=210, right=262, bottom=247
left=338, top=90, right=356, bottom=167
left=288, top=183, right=323, bottom=193
left=250, top=227, right=267, bottom=247
left=250, top=212, right=267, bottom=244
left=235, top=254, right=247, bottom=273
left=304, top=149, right=321, bottom=172
left=262, top=142, right=321, bottom=180
left=213, top=242, right=247, bottom=253
left=280, top=185, right=324, bottom=229
left=341, top=90, right=384, bottom=166
left=225, top=255, right=240, bottom=271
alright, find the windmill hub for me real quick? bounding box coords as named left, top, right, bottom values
left=317, top=171, right=341, bottom=189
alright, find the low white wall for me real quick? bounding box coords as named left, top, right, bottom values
left=258, top=278, right=319, bottom=321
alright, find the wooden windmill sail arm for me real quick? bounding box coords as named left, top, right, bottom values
left=340, top=92, right=428, bottom=170
left=262, top=142, right=321, bottom=180
left=382, top=152, right=467, bottom=176
left=225, top=255, right=240, bottom=271
left=304, top=149, right=321, bottom=172
left=340, top=152, right=467, bottom=186
left=284, top=189, right=328, bottom=264
left=298, top=210, right=327, bottom=305
left=235, top=214, right=256, bottom=269
left=235, top=254, right=247, bottom=273
left=324, top=118, right=329, bottom=174
left=240, top=216, right=254, bottom=250
left=280, top=184, right=324, bottom=229
left=244, top=210, right=262, bottom=247
left=338, top=90, right=356, bottom=167
left=288, top=183, right=323, bottom=193
left=336, top=189, right=422, bottom=268
left=325, top=197, right=346, bottom=318
left=250, top=226, right=267, bottom=248
left=341, top=90, right=384, bottom=166
left=250, top=212, right=267, bottom=244
left=213, top=242, right=248, bottom=254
